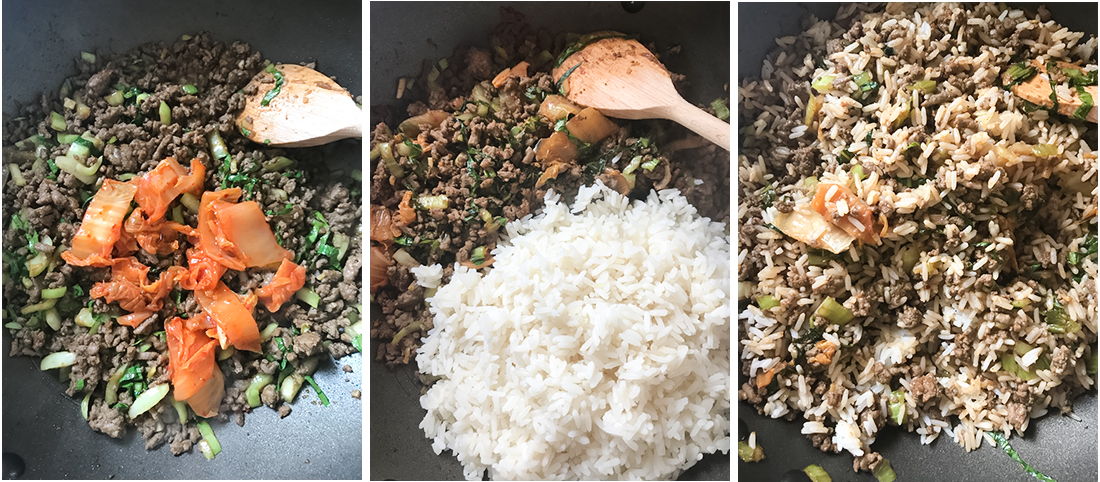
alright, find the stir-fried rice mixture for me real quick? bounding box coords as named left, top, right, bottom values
left=2, top=33, right=362, bottom=456
left=738, top=3, right=1097, bottom=474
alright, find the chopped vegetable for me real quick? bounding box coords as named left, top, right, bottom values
left=816, top=297, right=854, bottom=325
left=417, top=194, right=450, bottom=210
left=158, top=100, right=171, bottom=125
left=198, top=188, right=293, bottom=270
left=245, top=373, right=274, bottom=408
left=61, top=179, right=137, bottom=267
left=196, top=420, right=222, bottom=459
left=804, top=94, right=821, bottom=126
left=195, top=282, right=262, bottom=353
left=872, top=458, right=897, bottom=482
left=127, top=383, right=169, bottom=419
left=888, top=389, right=906, bottom=425
left=737, top=440, right=765, bottom=463
left=255, top=259, right=306, bottom=312
left=756, top=295, right=780, bottom=310
left=166, top=315, right=224, bottom=418
left=295, top=286, right=321, bottom=308
left=812, top=75, right=836, bottom=93
left=804, top=464, right=832, bottom=482
left=50, top=111, right=66, bottom=131
left=40, top=351, right=77, bottom=370
left=910, top=79, right=937, bottom=94
left=565, top=107, right=619, bottom=144
left=772, top=204, right=857, bottom=255
left=303, top=375, right=330, bottom=406
left=1004, top=62, right=1039, bottom=90
left=1001, top=351, right=1035, bottom=381
left=988, top=431, right=1056, bottom=482
left=811, top=182, right=878, bottom=245
left=710, top=98, right=730, bottom=120
left=260, top=64, right=285, bottom=107
left=1042, top=300, right=1080, bottom=334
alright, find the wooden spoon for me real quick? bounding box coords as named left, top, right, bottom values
left=237, top=64, right=362, bottom=147
left=1005, top=60, right=1097, bottom=123
left=552, top=36, right=730, bottom=151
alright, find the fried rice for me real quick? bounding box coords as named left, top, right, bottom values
left=737, top=2, right=1097, bottom=475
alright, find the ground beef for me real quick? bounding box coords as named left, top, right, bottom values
left=909, top=374, right=941, bottom=403
left=894, top=305, right=919, bottom=328
left=812, top=275, right=845, bottom=296
left=370, top=8, right=730, bottom=365
left=1050, top=345, right=1071, bottom=375
left=853, top=451, right=883, bottom=473
left=3, top=32, right=361, bottom=456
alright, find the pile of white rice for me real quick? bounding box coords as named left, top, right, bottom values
left=738, top=1, right=1097, bottom=473
left=413, top=182, right=730, bottom=480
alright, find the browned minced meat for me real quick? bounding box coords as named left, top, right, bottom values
left=370, top=7, right=730, bottom=366
left=1050, top=345, right=1071, bottom=375
left=3, top=33, right=361, bottom=454
left=853, top=452, right=884, bottom=473
left=909, top=374, right=941, bottom=403
left=1006, top=382, right=1034, bottom=430
left=897, top=305, right=922, bottom=328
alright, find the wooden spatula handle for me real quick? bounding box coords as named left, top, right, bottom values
left=665, top=99, right=731, bottom=151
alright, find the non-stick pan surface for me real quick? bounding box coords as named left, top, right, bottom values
left=737, top=3, right=1098, bottom=481
left=369, top=2, right=730, bottom=480
left=1, top=0, right=362, bottom=479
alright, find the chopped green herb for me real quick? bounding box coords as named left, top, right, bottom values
left=261, top=64, right=286, bottom=107
left=303, top=375, right=330, bottom=407
left=710, top=99, right=730, bottom=121
left=988, top=431, right=1056, bottom=482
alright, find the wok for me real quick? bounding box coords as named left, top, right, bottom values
left=1, top=0, right=362, bottom=479
left=369, top=2, right=730, bottom=480
left=737, top=3, right=1098, bottom=481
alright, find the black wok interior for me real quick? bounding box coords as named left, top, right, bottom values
left=1, top=0, right=362, bottom=479
left=737, top=3, right=1098, bottom=481
left=369, top=2, right=730, bottom=480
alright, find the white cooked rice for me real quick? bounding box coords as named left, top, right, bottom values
left=417, top=182, right=731, bottom=480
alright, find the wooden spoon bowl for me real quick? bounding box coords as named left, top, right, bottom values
left=552, top=36, right=730, bottom=151
left=237, top=64, right=362, bottom=147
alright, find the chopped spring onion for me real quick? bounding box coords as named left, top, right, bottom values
left=393, top=248, right=419, bottom=268
left=379, top=142, right=404, bottom=178
left=737, top=440, right=765, bottom=463
left=171, top=397, right=189, bottom=423
left=81, top=51, right=96, bottom=63
left=303, top=375, right=330, bottom=407
left=50, top=111, right=66, bottom=131
left=44, top=308, right=61, bottom=331
left=640, top=158, right=660, bottom=171
left=816, top=297, right=854, bottom=325
left=909, top=80, right=936, bottom=94
left=756, top=295, right=780, bottom=310
left=26, top=250, right=48, bottom=277
left=245, top=373, right=274, bottom=408
left=851, top=164, right=864, bottom=184
left=81, top=392, right=93, bottom=420
left=159, top=101, right=171, bottom=125
left=105, top=89, right=124, bottom=106
left=8, top=164, right=26, bottom=186
left=54, top=155, right=103, bottom=184
left=262, top=156, right=296, bottom=171
left=872, top=458, right=897, bottom=482
left=295, top=287, right=320, bottom=308
left=41, top=286, right=67, bottom=299
left=4, top=322, right=22, bottom=330
left=812, top=75, right=836, bottom=93
left=1004, top=62, right=1038, bottom=87
left=105, top=364, right=127, bottom=405
left=180, top=192, right=200, bottom=212
left=397, top=139, right=422, bottom=158
left=1073, top=86, right=1093, bottom=121
left=1030, top=144, right=1058, bottom=157
left=804, top=95, right=820, bottom=126
left=216, top=346, right=235, bottom=361
left=260, top=64, right=285, bottom=107
left=207, top=130, right=230, bottom=162
left=182, top=84, right=199, bottom=95
left=710, top=98, right=730, bottom=121
left=196, top=420, right=222, bottom=458
left=1001, top=352, right=1035, bottom=381
left=888, top=389, right=907, bottom=425
left=836, top=149, right=855, bottom=164
left=391, top=320, right=423, bottom=346
left=127, top=383, right=169, bottom=419
left=1011, top=298, right=1032, bottom=309
left=280, top=374, right=305, bottom=403
left=988, top=431, right=1055, bottom=482
left=417, top=194, right=450, bottom=210
left=803, top=464, right=832, bottom=482
left=1088, top=350, right=1098, bottom=375
left=1043, top=301, right=1080, bottom=334
left=22, top=298, right=57, bottom=315
left=259, top=322, right=280, bottom=342
left=40, top=351, right=77, bottom=370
